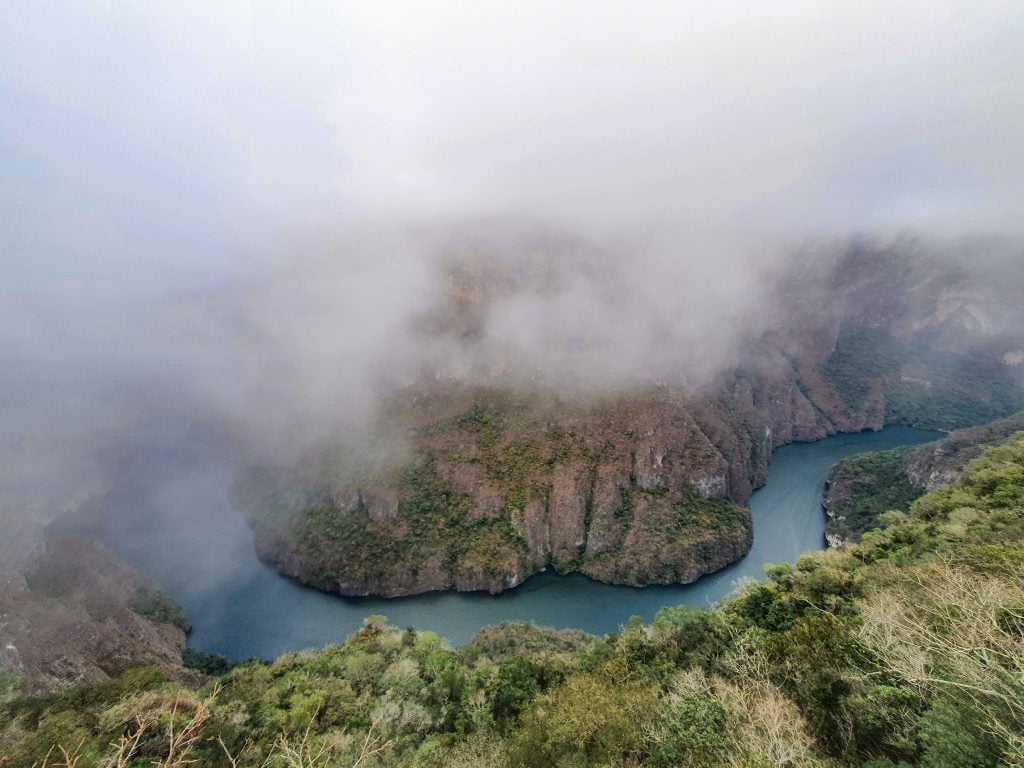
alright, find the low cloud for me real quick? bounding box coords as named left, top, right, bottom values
left=2, top=1, right=1023, bottom=529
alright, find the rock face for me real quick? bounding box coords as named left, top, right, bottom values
left=237, top=389, right=762, bottom=597
left=823, top=411, right=1024, bottom=546
left=237, top=240, right=1024, bottom=597
left=906, top=412, right=1024, bottom=491
left=0, top=532, right=200, bottom=694
left=821, top=446, right=926, bottom=547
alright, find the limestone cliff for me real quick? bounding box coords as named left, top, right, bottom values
left=237, top=240, right=1024, bottom=597
left=0, top=532, right=200, bottom=694
left=236, top=388, right=762, bottom=597
left=823, top=411, right=1024, bottom=545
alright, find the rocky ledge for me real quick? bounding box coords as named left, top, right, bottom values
left=0, top=532, right=202, bottom=693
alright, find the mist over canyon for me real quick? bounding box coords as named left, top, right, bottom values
left=4, top=9, right=1024, bottom=768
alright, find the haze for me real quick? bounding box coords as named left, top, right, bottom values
left=2, top=2, right=1024, bottom=545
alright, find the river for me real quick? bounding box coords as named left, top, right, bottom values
left=102, top=425, right=941, bottom=660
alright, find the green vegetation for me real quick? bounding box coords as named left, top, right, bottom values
left=825, top=411, right=1024, bottom=544
left=129, top=589, right=189, bottom=629
left=824, top=328, right=1023, bottom=429
left=239, top=388, right=757, bottom=596
left=825, top=329, right=905, bottom=409
left=583, top=484, right=752, bottom=585
left=419, top=402, right=505, bottom=446
left=14, top=431, right=1024, bottom=765
left=673, top=489, right=750, bottom=531
left=0, top=670, right=22, bottom=704
left=181, top=647, right=231, bottom=676
left=241, top=453, right=531, bottom=595
left=824, top=447, right=924, bottom=542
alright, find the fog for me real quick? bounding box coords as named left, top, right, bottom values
left=3, top=2, right=1024, bottom=544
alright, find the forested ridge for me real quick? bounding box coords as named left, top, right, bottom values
left=5, top=430, right=1024, bottom=767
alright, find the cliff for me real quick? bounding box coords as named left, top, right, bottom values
left=0, top=532, right=200, bottom=694
left=823, top=410, right=1024, bottom=545
left=236, top=388, right=761, bottom=596
left=236, top=240, right=1024, bottom=597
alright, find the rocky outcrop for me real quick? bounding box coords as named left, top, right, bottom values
left=906, top=412, right=1024, bottom=491
left=0, top=532, right=201, bottom=694
left=238, top=388, right=761, bottom=597
left=238, top=240, right=1024, bottom=597
left=824, top=411, right=1024, bottom=546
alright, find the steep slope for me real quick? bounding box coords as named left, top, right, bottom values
left=0, top=423, right=200, bottom=695
left=236, top=387, right=761, bottom=596
left=236, top=239, right=1024, bottom=597
left=0, top=531, right=198, bottom=695
left=824, top=411, right=1024, bottom=546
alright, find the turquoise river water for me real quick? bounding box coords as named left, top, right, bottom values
left=103, top=425, right=941, bottom=660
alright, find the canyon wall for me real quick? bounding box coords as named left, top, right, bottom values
left=238, top=243, right=1024, bottom=597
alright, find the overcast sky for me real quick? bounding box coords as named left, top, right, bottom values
left=3, top=1, right=1023, bottom=290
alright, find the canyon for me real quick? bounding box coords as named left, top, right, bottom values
left=236, top=241, right=1024, bottom=598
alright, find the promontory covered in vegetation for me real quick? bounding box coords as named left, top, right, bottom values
left=235, top=242, right=1024, bottom=597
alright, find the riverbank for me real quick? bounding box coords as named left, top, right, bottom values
left=16, top=426, right=1024, bottom=768
left=102, top=425, right=941, bottom=660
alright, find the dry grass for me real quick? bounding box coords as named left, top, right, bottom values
left=859, top=559, right=1024, bottom=749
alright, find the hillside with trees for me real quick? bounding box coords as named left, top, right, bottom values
left=6, top=429, right=1024, bottom=766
